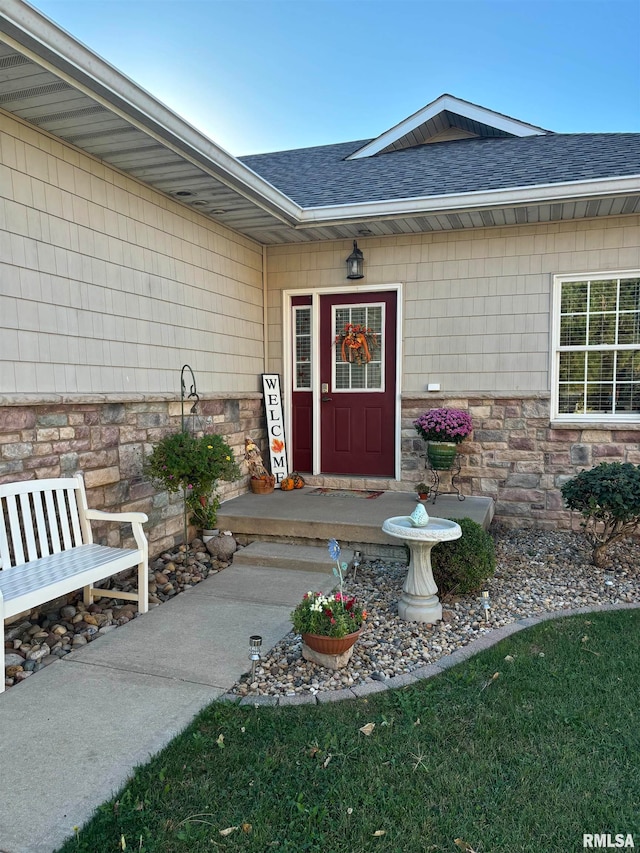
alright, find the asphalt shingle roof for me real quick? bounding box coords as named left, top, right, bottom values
left=240, top=134, right=640, bottom=208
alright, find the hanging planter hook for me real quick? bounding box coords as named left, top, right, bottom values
left=180, top=364, right=200, bottom=432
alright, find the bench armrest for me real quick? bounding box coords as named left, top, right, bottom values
left=84, top=509, right=148, bottom=556
left=85, top=509, right=148, bottom=524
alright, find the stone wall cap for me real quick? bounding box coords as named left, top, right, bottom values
left=402, top=391, right=551, bottom=401
left=0, top=392, right=264, bottom=407
left=550, top=420, right=640, bottom=431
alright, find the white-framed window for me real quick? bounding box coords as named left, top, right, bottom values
left=552, top=271, right=640, bottom=421
left=293, top=305, right=312, bottom=390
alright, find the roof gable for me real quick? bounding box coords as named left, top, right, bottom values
left=347, top=94, right=549, bottom=159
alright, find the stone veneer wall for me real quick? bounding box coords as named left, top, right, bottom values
left=3, top=393, right=639, bottom=536
left=0, top=394, right=264, bottom=555
left=402, top=395, right=640, bottom=528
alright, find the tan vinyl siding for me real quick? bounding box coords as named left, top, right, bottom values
left=267, top=217, right=640, bottom=393
left=0, top=111, right=263, bottom=395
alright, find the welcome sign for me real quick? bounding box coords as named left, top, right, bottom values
left=261, top=374, right=289, bottom=485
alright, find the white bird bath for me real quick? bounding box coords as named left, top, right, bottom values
left=382, top=515, right=462, bottom=623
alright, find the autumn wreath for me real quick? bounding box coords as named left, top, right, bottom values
left=335, top=322, right=379, bottom=365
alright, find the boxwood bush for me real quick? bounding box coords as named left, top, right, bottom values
left=431, top=517, right=496, bottom=595
left=561, top=461, right=640, bottom=567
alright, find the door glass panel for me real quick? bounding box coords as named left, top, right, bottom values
left=333, top=304, right=384, bottom=392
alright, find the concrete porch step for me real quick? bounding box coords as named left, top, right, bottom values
left=218, top=488, right=495, bottom=560
left=234, top=541, right=354, bottom=574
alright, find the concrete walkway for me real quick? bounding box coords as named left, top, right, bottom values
left=0, top=563, right=335, bottom=853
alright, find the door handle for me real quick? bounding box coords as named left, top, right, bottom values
left=321, top=396, right=333, bottom=402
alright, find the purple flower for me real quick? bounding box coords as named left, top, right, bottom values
left=414, top=408, right=473, bottom=444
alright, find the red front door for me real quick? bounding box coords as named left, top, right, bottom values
left=320, top=291, right=396, bottom=476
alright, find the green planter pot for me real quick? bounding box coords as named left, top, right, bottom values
left=427, top=441, right=458, bottom=470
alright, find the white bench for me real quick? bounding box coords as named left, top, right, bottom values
left=0, top=475, right=149, bottom=692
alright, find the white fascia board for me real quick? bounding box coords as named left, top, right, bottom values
left=0, top=0, right=302, bottom=225
left=347, top=94, right=547, bottom=160
left=296, top=175, right=640, bottom=225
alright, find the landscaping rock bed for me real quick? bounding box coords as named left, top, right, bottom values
left=230, top=526, right=639, bottom=698
left=3, top=528, right=638, bottom=694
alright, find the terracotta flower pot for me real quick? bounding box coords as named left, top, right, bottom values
left=301, top=630, right=361, bottom=655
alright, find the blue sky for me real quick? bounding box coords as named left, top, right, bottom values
left=30, top=0, right=640, bottom=155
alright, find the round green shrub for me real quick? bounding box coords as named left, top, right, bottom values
left=560, top=461, right=640, bottom=566
left=431, top=517, right=496, bottom=595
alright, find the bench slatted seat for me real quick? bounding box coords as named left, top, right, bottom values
left=1, top=476, right=148, bottom=692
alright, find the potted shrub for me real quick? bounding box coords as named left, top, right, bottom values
left=415, top=481, right=430, bottom=500
left=187, top=492, right=220, bottom=541
left=145, top=431, right=240, bottom=533
left=414, top=407, right=473, bottom=470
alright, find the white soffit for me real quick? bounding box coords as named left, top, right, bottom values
left=0, top=3, right=637, bottom=245
left=347, top=94, right=549, bottom=160
left=0, top=0, right=301, bottom=227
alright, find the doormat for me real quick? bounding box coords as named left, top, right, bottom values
left=307, top=488, right=384, bottom=499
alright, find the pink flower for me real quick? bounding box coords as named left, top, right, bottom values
left=414, top=408, right=473, bottom=444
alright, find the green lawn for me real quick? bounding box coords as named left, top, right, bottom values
left=60, top=610, right=640, bottom=853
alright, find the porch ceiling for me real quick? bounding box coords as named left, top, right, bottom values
left=1, top=2, right=639, bottom=246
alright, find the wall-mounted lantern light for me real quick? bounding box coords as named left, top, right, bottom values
left=346, top=240, right=364, bottom=279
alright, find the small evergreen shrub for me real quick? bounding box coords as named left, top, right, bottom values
left=144, top=431, right=240, bottom=495
left=431, top=517, right=496, bottom=595
left=560, top=461, right=640, bottom=567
